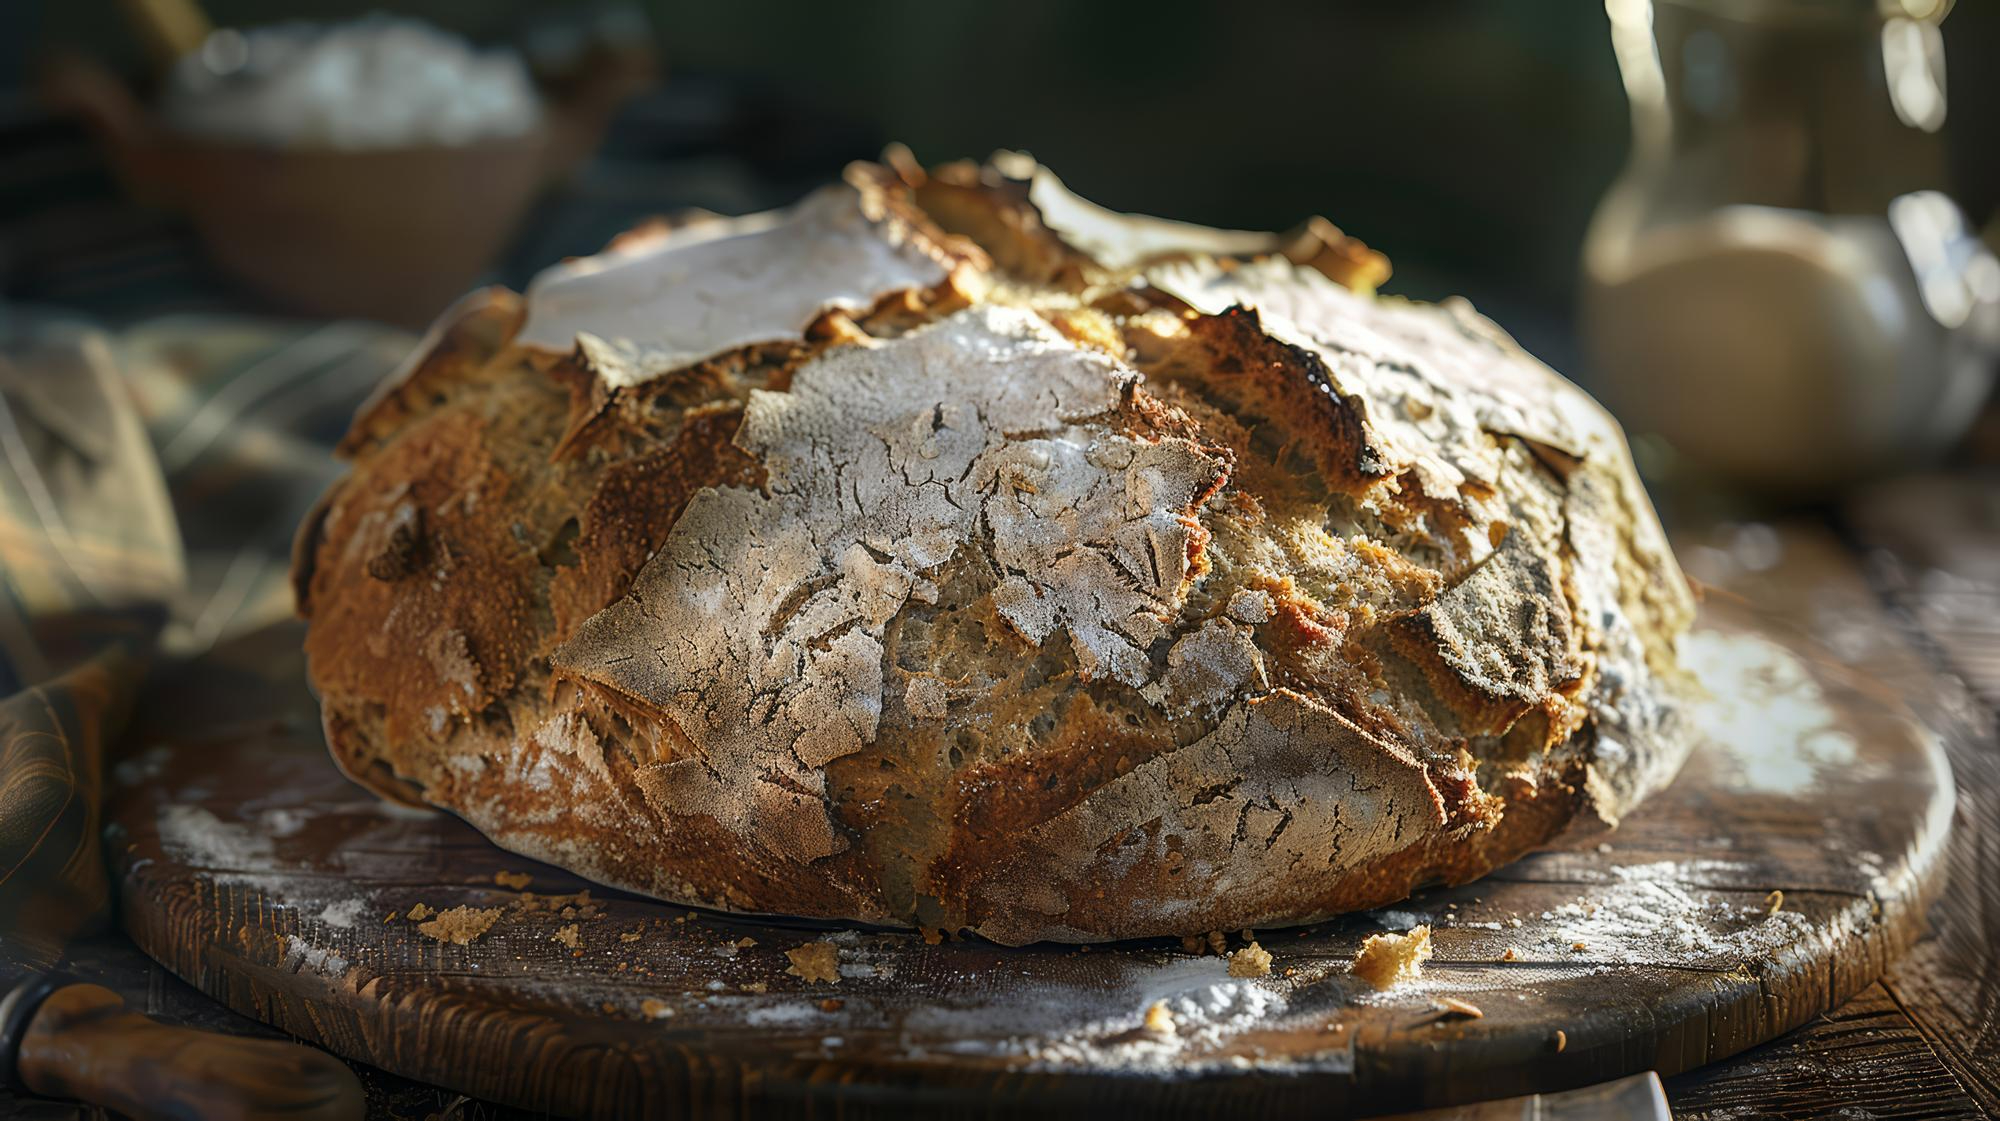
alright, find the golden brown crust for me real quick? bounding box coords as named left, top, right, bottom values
left=303, top=403, right=548, bottom=749
left=338, top=287, right=525, bottom=459
left=295, top=152, right=1696, bottom=944
left=547, top=404, right=763, bottom=641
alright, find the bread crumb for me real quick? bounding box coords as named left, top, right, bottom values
left=1239, top=928, right=1257, bottom=941
left=1765, top=889, right=1784, bottom=914
left=1554, top=1029, right=1568, bottom=1052
left=786, top=942, right=841, bottom=984
left=1180, top=934, right=1205, bottom=955
left=736, top=937, right=758, bottom=948
left=510, top=890, right=592, bottom=915
left=1352, top=928, right=1432, bottom=988
left=1571, top=941, right=1588, bottom=952
left=742, top=981, right=768, bottom=993
left=620, top=931, right=641, bottom=943
left=1435, top=997, right=1483, bottom=1020
left=1143, top=1001, right=1176, bottom=1035
left=552, top=924, right=581, bottom=950
left=819, top=998, right=845, bottom=1012
left=1501, top=947, right=1518, bottom=962
left=384, top=911, right=399, bottom=923
left=493, top=870, right=532, bottom=890
left=1228, top=941, right=1273, bottom=978
left=406, top=902, right=433, bottom=921
left=1350, top=926, right=1432, bottom=990
left=416, top=905, right=500, bottom=945
left=922, top=928, right=944, bottom=946
left=641, top=998, right=673, bottom=1019
left=1206, top=930, right=1228, bottom=956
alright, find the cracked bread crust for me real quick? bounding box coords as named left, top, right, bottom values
left=294, top=153, right=1697, bottom=944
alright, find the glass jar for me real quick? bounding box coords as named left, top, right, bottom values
left=1581, top=0, right=1999, bottom=495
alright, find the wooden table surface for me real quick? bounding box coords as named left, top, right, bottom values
left=5, top=477, right=1997, bottom=1120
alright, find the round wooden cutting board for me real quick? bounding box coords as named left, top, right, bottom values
left=103, top=603, right=1952, bottom=1119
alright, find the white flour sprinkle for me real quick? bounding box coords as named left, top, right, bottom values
left=1685, top=631, right=1859, bottom=793
left=743, top=1002, right=825, bottom=1028
left=1347, top=965, right=1606, bottom=1007
left=285, top=935, right=348, bottom=974
left=114, top=745, right=171, bottom=786
left=1525, top=874, right=1814, bottom=964
left=158, top=805, right=275, bottom=870
left=318, top=898, right=365, bottom=928
left=261, top=808, right=307, bottom=837
left=901, top=956, right=1301, bottom=1072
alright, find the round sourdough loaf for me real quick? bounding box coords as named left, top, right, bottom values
left=293, top=153, right=1698, bottom=944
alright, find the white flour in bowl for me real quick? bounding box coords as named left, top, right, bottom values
left=160, top=15, right=542, bottom=150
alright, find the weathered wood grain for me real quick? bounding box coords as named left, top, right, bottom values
left=1667, top=983, right=1983, bottom=1119
left=101, top=597, right=1951, bottom=1120
left=1669, top=516, right=1998, bottom=1118
left=1850, top=475, right=2000, bottom=706
left=1842, top=481, right=2000, bottom=1116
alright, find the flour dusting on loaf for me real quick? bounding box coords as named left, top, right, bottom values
left=550, top=307, right=1226, bottom=863
left=294, top=152, right=1697, bottom=944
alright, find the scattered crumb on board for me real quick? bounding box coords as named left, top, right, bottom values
left=1144, top=1000, right=1177, bottom=1035
left=417, top=905, right=501, bottom=945
left=405, top=902, right=433, bottom=921
left=640, top=999, right=674, bottom=1019
left=493, top=870, right=532, bottom=890
left=1227, top=942, right=1272, bottom=978
left=1435, top=997, right=1483, bottom=1020
left=1351, top=926, right=1432, bottom=990
left=553, top=924, right=581, bottom=950
left=786, top=942, right=841, bottom=984
left=1766, top=889, right=1785, bottom=914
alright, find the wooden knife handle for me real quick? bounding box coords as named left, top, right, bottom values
left=15, top=984, right=363, bottom=1121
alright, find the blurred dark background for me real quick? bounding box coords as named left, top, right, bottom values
left=2, top=0, right=1996, bottom=384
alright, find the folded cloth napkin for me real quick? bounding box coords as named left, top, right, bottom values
left=0, top=310, right=412, bottom=682
left=0, top=308, right=409, bottom=957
